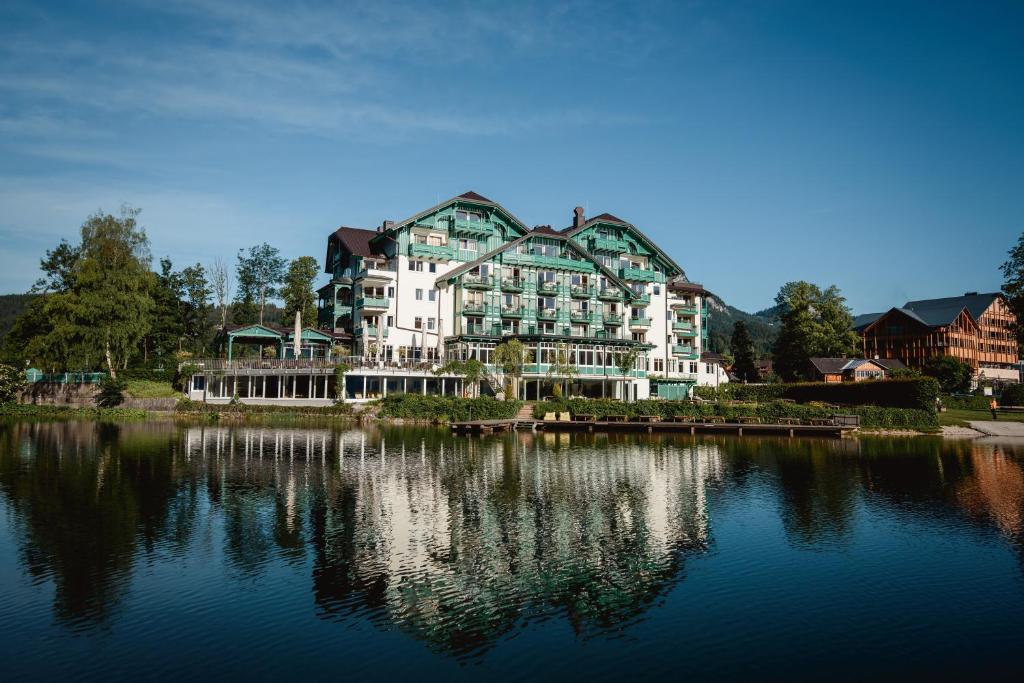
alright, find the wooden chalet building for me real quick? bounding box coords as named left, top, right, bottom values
left=855, top=292, right=1019, bottom=384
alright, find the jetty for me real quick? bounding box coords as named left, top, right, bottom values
left=452, top=416, right=858, bottom=438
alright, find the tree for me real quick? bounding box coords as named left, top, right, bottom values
left=922, top=357, right=972, bottom=394
left=31, top=240, right=80, bottom=293
left=281, top=256, right=319, bottom=327
left=494, top=339, right=525, bottom=400
left=612, top=346, right=640, bottom=399
left=235, top=243, right=286, bottom=326
left=730, top=320, right=758, bottom=383
left=771, top=281, right=858, bottom=381
left=210, top=257, right=232, bottom=331
left=547, top=342, right=578, bottom=398
left=0, top=363, right=21, bottom=404
left=40, top=207, right=154, bottom=378
left=435, top=359, right=486, bottom=397
left=145, top=258, right=185, bottom=362
left=180, top=264, right=212, bottom=354
left=1000, top=232, right=1024, bottom=354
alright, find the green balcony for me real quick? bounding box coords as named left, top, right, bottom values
left=462, top=274, right=493, bottom=290
left=621, top=267, right=661, bottom=282
left=672, top=344, right=694, bottom=356
left=570, top=309, right=592, bottom=322
left=597, top=288, right=623, bottom=301
left=461, top=301, right=486, bottom=315
left=356, top=326, right=388, bottom=339
left=672, top=321, right=695, bottom=332
left=500, top=305, right=525, bottom=318
left=452, top=219, right=493, bottom=236
left=677, top=326, right=697, bottom=337
left=537, top=308, right=558, bottom=320
left=537, top=280, right=559, bottom=295
left=590, top=236, right=629, bottom=253
left=504, top=252, right=594, bottom=273
left=356, top=296, right=389, bottom=310
left=408, top=242, right=453, bottom=259
left=629, top=316, right=652, bottom=328
left=631, top=293, right=651, bottom=305
left=569, top=284, right=594, bottom=299
left=604, top=313, right=624, bottom=325
left=672, top=304, right=698, bottom=315
left=500, top=278, right=524, bottom=292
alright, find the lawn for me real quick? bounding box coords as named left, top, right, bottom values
left=939, top=408, right=1024, bottom=427
left=125, top=379, right=179, bottom=399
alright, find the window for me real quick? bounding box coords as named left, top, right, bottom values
left=458, top=238, right=477, bottom=251
left=386, top=316, right=394, bottom=327
left=653, top=285, right=660, bottom=295
left=429, top=262, right=437, bottom=273
left=387, top=286, right=395, bottom=297
left=427, top=317, right=436, bottom=330
left=654, top=359, right=664, bottom=372
left=408, top=260, right=416, bottom=271
left=632, top=332, right=646, bottom=342
left=666, top=311, right=672, bottom=320
left=415, top=289, right=423, bottom=301
left=414, top=317, right=423, bottom=330
left=689, top=362, right=698, bottom=374
left=456, top=210, right=484, bottom=222
left=429, top=289, right=436, bottom=302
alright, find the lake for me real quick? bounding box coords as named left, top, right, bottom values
left=1, top=421, right=1023, bottom=681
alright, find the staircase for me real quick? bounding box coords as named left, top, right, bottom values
left=513, top=403, right=537, bottom=430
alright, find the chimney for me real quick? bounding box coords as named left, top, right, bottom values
left=573, top=206, right=585, bottom=229
left=379, top=220, right=394, bottom=233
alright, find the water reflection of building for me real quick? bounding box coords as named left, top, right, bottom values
left=957, top=442, right=1024, bottom=540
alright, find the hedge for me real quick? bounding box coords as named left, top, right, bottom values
left=941, top=394, right=992, bottom=410
left=532, top=398, right=937, bottom=431
left=121, top=368, right=177, bottom=383
left=377, top=394, right=521, bottom=422
left=692, top=377, right=939, bottom=412
left=175, top=397, right=353, bottom=416
left=0, top=404, right=149, bottom=421
left=1001, top=384, right=1024, bottom=407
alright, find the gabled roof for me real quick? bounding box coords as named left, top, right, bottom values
left=388, top=191, right=530, bottom=236
left=809, top=357, right=854, bottom=375
left=853, top=312, right=884, bottom=332
left=903, top=292, right=1003, bottom=322
left=561, top=212, right=687, bottom=280
left=435, top=230, right=637, bottom=299
left=329, top=226, right=382, bottom=258
left=872, top=358, right=907, bottom=372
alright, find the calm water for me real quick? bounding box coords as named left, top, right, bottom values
left=1, top=422, right=1023, bottom=681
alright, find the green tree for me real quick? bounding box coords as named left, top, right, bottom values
left=494, top=339, right=525, bottom=400
left=145, top=258, right=185, bottom=362
left=547, top=342, right=578, bottom=397
left=1000, top=232, right=1024, bottom=354
left=922, top=356, right=972, bottom=394
left=41, top=207, right=154, bottom=378
left=435, top=358, right=487, bottom=397
left=730, top=320, right=758, bottom=383
left=772, top=281, right=858, bottom=381
left=281, top=256, right=319, bottom=327
left=180, top=264, right=212, bottom=354
left=235, top=243, right=286, bottom=326
left=0, top=363, right=21, bottom=404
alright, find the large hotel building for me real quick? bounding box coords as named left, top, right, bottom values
left=315, top=191, right=724, bottom=401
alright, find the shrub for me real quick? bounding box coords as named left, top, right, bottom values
left=941, top=394, right=992, bottom=410
left=0, top=363, right=22, bottom=405
left=96, top=376, right=127, bottom=408
left=692, top=377, right=938, bottom=411
left=121, top=367, right=176, bottom=383
left=530, top=398, right=937, bottom=431
left=1001, top=384, right=1024, bottom=407
left=922, top=357, right=972, bottom=394
left=378, top=394, right=521, bottom=422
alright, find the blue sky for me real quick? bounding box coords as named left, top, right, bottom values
left=1, top=0, right=1021, bottom=314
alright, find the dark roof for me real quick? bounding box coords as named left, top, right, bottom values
left=458, top=190, right=494, bottom=203
left=852, top=312, right=884, bottom=331
left=872, top=358, right=907, bottom=371
left=903, top=292, right=1002, bottom=322
left=589, top=212, right=628, bottom=224
left=668, top=278, right=706, bottom=294
left=701, top=352, right=727, bottom=363
left=531, top=225, right=562, bottom=236
left=809, top=357, right=852, bottom=375
left=331, top=226, right=382, bottom=258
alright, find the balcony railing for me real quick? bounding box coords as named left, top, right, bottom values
left=461, top=301, right=486, bottom=315
left=408, top=243, right=452, bottom=259
left=570, top=309, right=591, bottom=322
left=452, top=219, right=494, bottom=236
left=629, top=316, right=652, bottom=328
left=672, top=344, right=694, bottom=355
left=537, top=308, right=558, bottom=320
left=500, top=277, right=524, bottom=292
left=355, top=326, right=388, bottom=339
left=357, top=262, right=397, bottom=280
left=569, top=284, right=594, bottom=298
left=620, top=267, right=661, bottom=282
left=676, top=326, right=698, bottom=337
left=500, top=305, right=525, bottom=318
left=597, top=288, right=623, bottom=301
left=356, top=296, right=389, bottom=310
left=604, top=313, right=624, bottom=325
left=462, top=274, right=493, bottom=289
left=631, top=293, right=651, bottom=305
left=671, top=303, right=698, bottom=315
left=537, top=280, right=559, bottom=294
left=590, top=236, right=629, bottom=252
left=672, top=321, right=695, bottom=332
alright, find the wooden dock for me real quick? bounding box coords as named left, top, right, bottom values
left=451, top=419, right=855, bottom=438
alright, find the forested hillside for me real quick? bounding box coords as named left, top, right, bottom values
left=705, top=295, right=778, bottom=357
left=0, top=294, right=36, bottom=343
